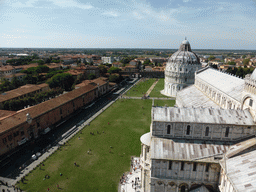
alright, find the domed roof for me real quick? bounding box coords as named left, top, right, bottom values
left=168, top=40, right=200, bottom=64
left=251, top=69, right=256, bottom=80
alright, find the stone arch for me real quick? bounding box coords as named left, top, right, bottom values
left=190, top=184, right=201, bottom=190
left=179, top=183, right=189, bottom=192
left=241, top=94, right=253, bottom=110
left=204, top=184, right=214, bottom=191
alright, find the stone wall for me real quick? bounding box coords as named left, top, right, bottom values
left=152, top=121, right=255, bottom=142
left=150, top=160, right=218, bottom=192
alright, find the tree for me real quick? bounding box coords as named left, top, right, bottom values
left=242, top=55, right=246, bottom=59
left=228, top=61, right=236, bottom=65
left=98, top=65, right=108, bottom=76
left=109, top=74, right=123, bottom=83
left=88, top=73, right=96, bottom=80
left=143, top=59, right=150, bottom=65
left=11, top=76, right=22, bottom=88
left=208, top=55, right=216, bottom=61
left=107, top=67, right=121, bottom=74
left=243, top=59, right=250, bottom=66
left=47, top=73, right=75, bottom=91
left=36, top=65, right=49, bottom=73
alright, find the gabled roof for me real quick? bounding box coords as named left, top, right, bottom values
left=220, top=149, right=256, bottom=192
left=225, top=138, right=256, bottom=158
left=151, top=137, right=230, bottom=162
left=196, top=68, right=244, bottom=102
left=152, top=107, right=254, bottom=125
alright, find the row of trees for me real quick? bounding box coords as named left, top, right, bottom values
left=6, top=54, right=40, bottom=66
left=47, top=73, right=75, bottom=91
left=226, top=67, right=254, bottom=78
left=1, top=88, right=63, bottom=111
left=0, top=77, right=25, bottom=93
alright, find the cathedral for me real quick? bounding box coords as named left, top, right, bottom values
left=161, top=39, right=202, bottom=97
left=139, top=40, right=256, bottom=192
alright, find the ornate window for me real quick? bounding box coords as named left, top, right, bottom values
left=225, top=127, right=229, bottom=137
left=249, top=99, right=253, bottom=107
left=168, top=161, right=172, bottom=170
left=181, top=162, right=184, bottom=171
left=193, top=162, right=197, bottom=171
left=167, top=125, right=171, bottom=134
left=205, top=127, right=209, bottom=136
left=206, top=163, right=210, bottom=172
left=186, top=125, right=190, bottom=135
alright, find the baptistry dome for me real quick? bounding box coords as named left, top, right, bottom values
left=168, top=40, right=200, bottom=64
left=161, top=39, right=202, bottom=97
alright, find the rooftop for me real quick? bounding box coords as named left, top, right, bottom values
left=152, top=107, right=255, bottom=126
left=220, top=147, right=256, bottom=191
left=176, top=85, right=220, bottom=109
left=151, top=137, right=230, bottom=161
left=0, top=83, right=98, bottom=135
left=196, top=68, right=244, bottom=102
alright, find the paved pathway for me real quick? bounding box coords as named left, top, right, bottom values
left=121, top=96, right=175, bottom=100
left=145, top=79, right=158, bottom=97
left=120, top=157, right=141, bottom=192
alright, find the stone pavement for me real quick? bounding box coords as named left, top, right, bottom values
left=121, top=96, right=174, bottom=100
left=120, top=157, right=142, bottom=192
left=145, top=79, right=159, bottom=97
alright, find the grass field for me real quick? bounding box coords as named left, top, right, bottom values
left=149, top=78, right=171, bottom=98
left=125, top=78, right=156, bottom=97
left=154, top=99, right=175, bottom=107
left=18, top=99, right=175, bottom=192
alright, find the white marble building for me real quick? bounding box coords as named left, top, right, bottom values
left=140, top=66, right=256, bottom=192
left=161, top=40, right=202, bottom=97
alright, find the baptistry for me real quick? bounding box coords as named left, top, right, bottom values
left=161, top=39, right=202, bottom=97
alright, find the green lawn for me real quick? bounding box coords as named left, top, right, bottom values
left=154, top=99, right=175, bottom=107
left=18, top=99, right=175, bottom=192
left=149, top=78, right=172, bottom=98
left=125, top=78, right=156, bottom=97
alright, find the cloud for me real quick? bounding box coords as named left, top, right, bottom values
left=102, top=11, right=119, bottom=17
left=9, top=0, right=38, bottom=8
left=48, top=0, right=93, bottom=10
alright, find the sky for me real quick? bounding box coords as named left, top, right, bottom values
left=0, top=0, right=256, bottom=49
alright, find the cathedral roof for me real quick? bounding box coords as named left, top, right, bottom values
left=151, top=137, right=230, bottom=161
left=167, top=40, right=200, bottom=64
left=219, top=148, right=256, bottom=191
left=196, top=68, right=244, bottom=102
left=152, top=107, right=254, bottom=126
left=176, top=85, right=220, bottom=108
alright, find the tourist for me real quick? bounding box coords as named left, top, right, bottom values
left=74, top=162, right=76, bottom=166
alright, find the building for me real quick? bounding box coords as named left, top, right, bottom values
left=0, top=78, right=109, bottom=156
left=161, top=40, right=202, bottom=97
left=139, top=66, right=256, bottom=192
left=102, top=56, right=114, bottom=64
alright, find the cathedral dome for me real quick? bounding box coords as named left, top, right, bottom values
left=168, top=40, right=200, bottom=64
left=251, top=69, right=256, bottom=80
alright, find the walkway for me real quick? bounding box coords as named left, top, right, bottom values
left=120, top=157, right=142, bottom=192
left=121, top=96, right=175, bottom=100
left=145, top=79, right=159, bottom=97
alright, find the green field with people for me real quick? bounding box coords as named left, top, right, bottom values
left=18, top=99, right=175, bottom=192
